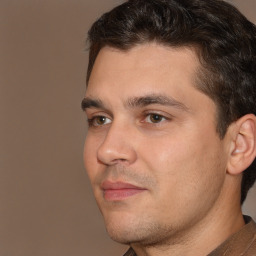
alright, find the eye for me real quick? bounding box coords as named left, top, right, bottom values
left=145, top=114, right=166, bottom=124
left=88, top=116, right=112, bottom=127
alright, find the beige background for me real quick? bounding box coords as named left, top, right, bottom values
left=0, top=0, right=255, bottom=255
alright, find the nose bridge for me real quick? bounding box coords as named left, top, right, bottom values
left=97, top=119, right=137, bottom=165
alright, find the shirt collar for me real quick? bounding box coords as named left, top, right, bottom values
left=123, top=216, right=256, bottom=256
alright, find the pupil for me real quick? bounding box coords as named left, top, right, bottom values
left=98, top=116, right=105, bottom=124
left=151, top=114, right=161, bottom=123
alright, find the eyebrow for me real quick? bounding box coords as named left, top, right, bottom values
left=81, top=94, right=189, bottom=112
left=125, top=94, right=189, bottom=111
left=81, top=98, right=105, bottom=111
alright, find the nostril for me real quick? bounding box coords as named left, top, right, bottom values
left=112, top=158, right=128, bottom=164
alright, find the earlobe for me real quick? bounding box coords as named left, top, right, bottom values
left=227, top=114, right=256, bottom=175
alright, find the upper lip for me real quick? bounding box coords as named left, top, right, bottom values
left=101, top=181, right=145, bottom=190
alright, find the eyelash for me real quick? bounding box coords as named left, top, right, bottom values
left=143, top=113, right=168, bottom=125
left=87, top=116, right=112, bottom=127
left=87, top=112, right=169, bottom=128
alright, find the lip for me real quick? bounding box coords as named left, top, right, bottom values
left=101, top=181, right=146, bottom=201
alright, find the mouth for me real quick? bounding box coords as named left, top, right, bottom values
left=101, top=181, right=147, bottom=201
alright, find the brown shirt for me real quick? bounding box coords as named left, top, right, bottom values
left=123, top=216, right=256, bottom=256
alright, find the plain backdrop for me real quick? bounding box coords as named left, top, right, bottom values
left=0, top=0, right=255, bottom=255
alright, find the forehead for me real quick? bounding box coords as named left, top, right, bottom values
left=86, top=43, right=206, bottom=109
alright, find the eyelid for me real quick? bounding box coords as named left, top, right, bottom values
left=142, top=110, right=173, bottom=119
left=87, top=115, right=112, bottom=127
left=140, top=111, right=173, bottom=126
left=85, top=109, right=112, bottom=118
left=86, top=111, right=112, bottom=128
left=144, top=114, right=167, bottom=123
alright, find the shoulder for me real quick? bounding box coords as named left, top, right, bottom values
left=209, top=216, right=256, bottom=256
left=243, top=217, right=256, bottom=256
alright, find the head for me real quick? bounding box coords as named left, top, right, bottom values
left=83, top=0, right=256, bottom=249
left=86, top=0, right=256, bottom=204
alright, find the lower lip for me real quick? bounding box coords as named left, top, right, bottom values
left=103, top=188, right=145, bottom=201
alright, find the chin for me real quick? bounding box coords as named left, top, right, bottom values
left=106, top=225, right=150, bottom=245
left=103, top=214, right=176, bottom=246
left=107, top=230, right=135, bottom=245
left=103, top=214, right=140, bottom=244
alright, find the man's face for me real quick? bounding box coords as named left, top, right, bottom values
left=83, top=44, right=230, bottom=245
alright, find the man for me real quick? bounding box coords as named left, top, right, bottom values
left=82, top=0, right=256, bottom=255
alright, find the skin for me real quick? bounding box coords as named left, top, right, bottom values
left=83, top=43, right=245, bottom=256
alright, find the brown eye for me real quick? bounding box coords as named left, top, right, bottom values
left=88, top=116, right=112, bottom=127
left=147, top=114, right=165, bottom=123
left=95, top=116, right=107, bottom=125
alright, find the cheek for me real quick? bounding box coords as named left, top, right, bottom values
left=138, top=134, right=192, bottom=171
left=138, top=130, right=226, bottom=196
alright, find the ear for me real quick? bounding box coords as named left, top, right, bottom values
left=227, top=114, right=256, bottom=175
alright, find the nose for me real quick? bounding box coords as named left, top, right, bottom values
left=97, top=122, right=137, bottom=166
